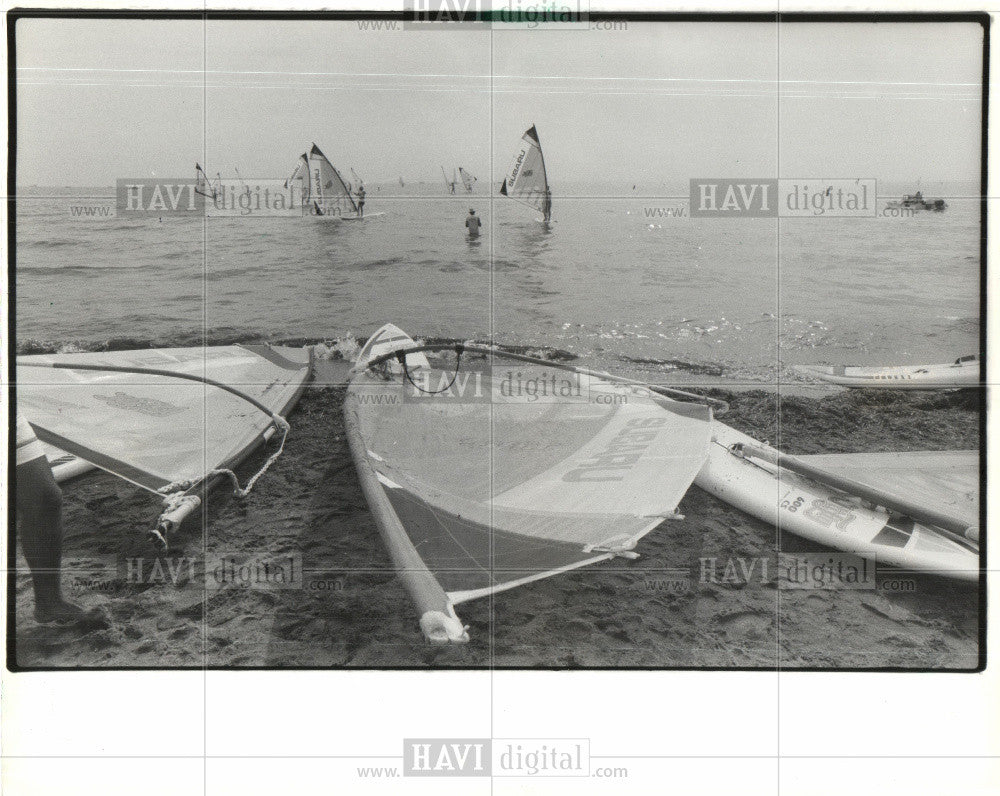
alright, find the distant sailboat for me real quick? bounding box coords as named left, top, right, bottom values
left=458, top=167, right=477, bottom=193
left=399, top=176, right=405, bottom=187
left=500, top=124, right=551, bottom=222
left=194, top=163, right=221, bottom=201
left=442, top=166, right=457, bottom=194
left=234, top=167, right=251, bottom=199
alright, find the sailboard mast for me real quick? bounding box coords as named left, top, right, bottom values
left=499, top=124, right=551, bottom=221
left=736, top=444, right=979, bottom=546
left=441, top=166, right=455, bottom=194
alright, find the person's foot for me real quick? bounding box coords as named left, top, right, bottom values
left=34, top=600, right=109, bottom=629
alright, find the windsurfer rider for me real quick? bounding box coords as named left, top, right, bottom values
left=357, top=185, right=366, bottom=217
left=15, top=415, right=107, bottom=627
left=542, top=188, right=552, bottom=222
left=465, top=208, right=481, bottom=237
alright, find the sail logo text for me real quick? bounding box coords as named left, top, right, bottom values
left=564, top=416, right=665, bottom=482
left=508, top=148, right=527, bottom=186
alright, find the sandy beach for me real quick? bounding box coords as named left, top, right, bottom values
left=11, top=356, right=981, bottom=670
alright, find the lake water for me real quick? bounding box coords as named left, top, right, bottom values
left=14, top=180, right=981, bottom=385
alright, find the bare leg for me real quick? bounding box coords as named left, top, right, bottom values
left=15, top=456, right=104, bottom=626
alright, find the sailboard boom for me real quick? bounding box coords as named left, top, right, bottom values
left=19, top=361, right=287, bottom=425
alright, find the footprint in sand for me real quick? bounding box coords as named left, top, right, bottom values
left=717, top=611, right=773, bottom=636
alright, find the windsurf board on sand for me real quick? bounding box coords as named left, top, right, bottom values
left=18, top=344, right=313, bottom=540
left=693, top=424, right=979, bottom=583
left=795, top=355, right=979, bottom=390
left=346, top=326, right=980, bottom=641
left=344, top=324, right=713, bottom=642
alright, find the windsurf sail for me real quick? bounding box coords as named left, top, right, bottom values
left=285, top=152, right=309, bottom=190
left=285, top=152, right=311, bottom=209
left=458, top=167, right=476, bottom=193
left=308, top=144, right=359, bottom=217
left=500, top=124, right=551, bottom=221
left=345, top=324, right=713, bottom=642
left=195, top=164, right=221, bottom=200
left=18, top=345, right=313, bottom=540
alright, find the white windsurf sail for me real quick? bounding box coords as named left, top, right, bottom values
left=18, top=345, right=313, bottom=540
left=285, top=152, right=311, bottom=209
left=458, top=167, right=476, bottom=193
left=195, top=163, right=221, bottom=200
left=500, top=124, right=551, bottom=221
left=285, top=152, right=310, bottom=192
left=345, top=324, right=713, bottom=642
left=308, top=144, right=359, bottom=217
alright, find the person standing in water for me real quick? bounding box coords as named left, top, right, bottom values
left=465, top=208, right=482, bottom=237
left=542, top=188, right=552, bottom=223
left=356, top=184, right=366, bottom=217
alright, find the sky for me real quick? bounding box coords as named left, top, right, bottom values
left=14, top=18, right=984, bottom=186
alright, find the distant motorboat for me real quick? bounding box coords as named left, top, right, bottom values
left=885, top=190, right=947, bottom=212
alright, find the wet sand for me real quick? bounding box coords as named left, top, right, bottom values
left=11, top=362, right=981, bottom=670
